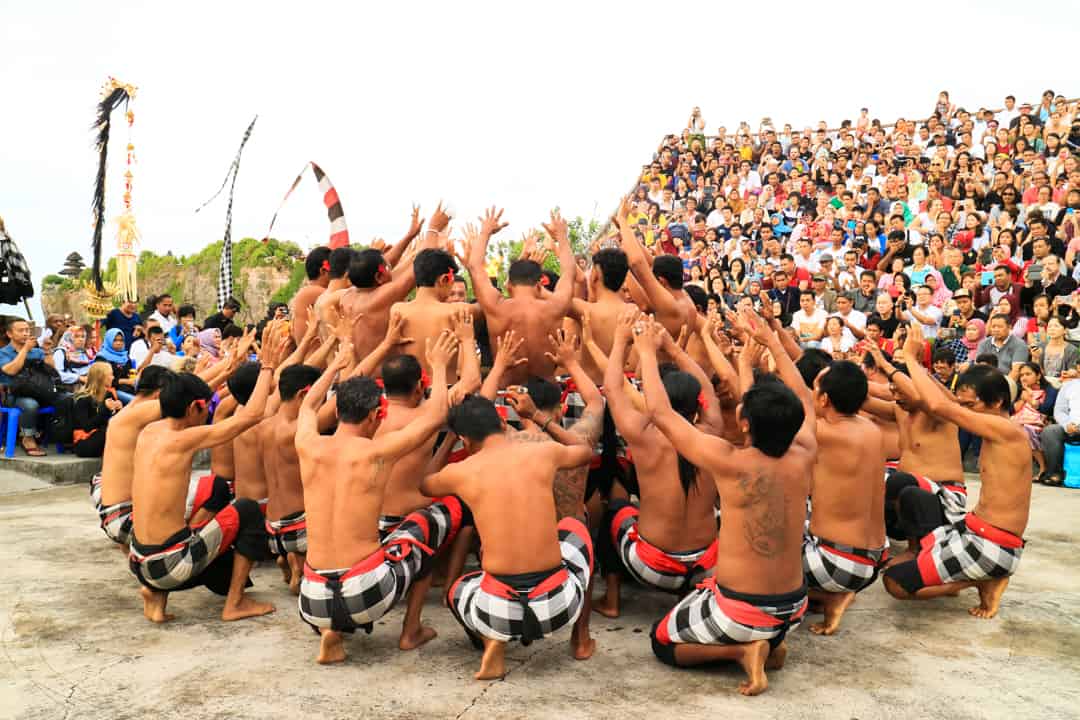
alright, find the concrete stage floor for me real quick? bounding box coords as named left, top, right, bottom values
left=2, top=478, right=1079, bottom=720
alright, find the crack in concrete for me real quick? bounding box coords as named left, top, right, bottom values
left=454, top=640, right=558, bottom=718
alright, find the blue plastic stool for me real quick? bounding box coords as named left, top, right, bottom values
left=0, top=405, right=62, bottom=458
left=1064, top=440, right=1080, bottom=489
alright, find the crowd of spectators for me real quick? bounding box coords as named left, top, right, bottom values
left=0, top=294, right=246, bottom=457
left=626, top=90, right=1080, bottom=485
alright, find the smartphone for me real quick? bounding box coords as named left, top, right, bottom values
left=981, top=271, right=994, bottom=285
left=1029, top=263, right=1043, bottom=281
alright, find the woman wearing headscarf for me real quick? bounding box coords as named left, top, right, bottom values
left=94, top=328, right=136, bottom=404
left=53, top=327, right=94, bottom=388
left=944, top=318, right=986, bottom=366
left=198, top=328, right=222, bottom=365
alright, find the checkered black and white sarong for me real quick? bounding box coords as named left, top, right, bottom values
left=128, top=498, right=264, bottom=592
left=299, top=497, right=465, bottom=634
left=267, top=510, right=307, bottom=556
left=91, top=473, right=134, bottom=546
left=651, top=578, right=807, bottom=657
left=606, top=499, right=716, bottom=593
left=802, top=533, right=887, bottom=594
left=884, top=513, right=1024, bottom=594
left=377, top=514, right=406, bottom=542
left=447, top=517, right=593, bottom=645
left=885, top=463, right=967, bottom=525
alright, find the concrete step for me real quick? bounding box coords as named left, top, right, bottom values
left=0, top=453, right=100, bottom=487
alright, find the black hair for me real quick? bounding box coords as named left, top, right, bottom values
left=592, top=248, right=629, bottom=291
left=414, top=249, right=458, bottom=287
left=541, top=270, right=559, bottom=290
left=684, top=284, right=707, bottom=313
left=222, top=324, right=244, bottom=340
left=382, top=354, right=422, bottom=397
left=328, top=247, right=355, bottom=280
left=177, top=304, right=196, bottom=320
left=956, top=364, right=1011, bottom=410
left=741, top=379, right=805, bottom=458
left=887, top=229, right=906, bottom=243
left=652, top=255, right=684, bottom=290
left=223, top=297, right=242, bottom=311
left=447, top=394, right=504, bottom=442
left=974, top=353, right=999, bottom=366
left=135, top=366, right=173, bottom=395
left=349, top=249, right=387, bottom=288
left=336, top=376, right=383, bottom=423
left=817, top=360, right=867, bottom=415
left=147, top=326, right=164, bottom=338
left=508, top=259, right=543, bottom=287
left=226, top=362, right=262, bottom=405
left=265, top=302, right=286, bottom=319
left=156, top=293, right=172, bottom=303
left=304, top=246, right=333, bottom=281
left=160, top=372, right=213, bottom=419
left=279, top=364, right=322, bottom=402
left=932, top=348, right=956, bottom=365
left=796, top=348, right=832, bottom=389
left=524, top=376, right=561, bottom=412
left=663, top=371, right=703, bottom=494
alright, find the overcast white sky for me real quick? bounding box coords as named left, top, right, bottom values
left=1, top=0, right=1075, bottom=317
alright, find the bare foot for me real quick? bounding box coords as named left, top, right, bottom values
left=140, top=586, right=174, bottom=623
left=765, top=641, right=787, bottom=671
left=809, top=591, right=856, bottom=636
left=591, top=594, right=620, bottom=618
left=317, top=630, right=346, bottom=664
left=287, top=553, right=304, bottom=596
left=969, top=576, right=1009, bottom=619
left=571, top=624, right=596, bottom=660
left=736, top=640, right=770, bottom=696
left=399, top=625, right=438, bottom=650
left=277, top=555, right=291, bottom=584
left=475, top=638, right=506, bottom=680
left=222, top=595, right=275, bottom=621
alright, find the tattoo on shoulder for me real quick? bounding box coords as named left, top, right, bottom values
left=367, top=456, right=386, bottom=490
left=509, top=430, right=549, bottom=444
left=553, top=467, right=586, bottom=521
left=568, top=408, right=603, bottom=446
left=736, top=471, right=787, bottom=558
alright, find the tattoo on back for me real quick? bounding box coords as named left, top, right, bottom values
left=367, top=456, right=386, bottom=491
left=736, top=471, right=787, bottom=558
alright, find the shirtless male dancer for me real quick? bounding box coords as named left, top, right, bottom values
left=91, top=366, right=172, bottom=547
left=883, top=325, right=1032, bottom=619
left=263, top=363, right=323, bottom=594
left=593, top=309, right=719, bottom=617
left=341, top=204, right=447, bottom=363
left=129, top=337, right=284, bottom=623
left=642, top=309, right=816, bottom=696
left=568, top=248, right=632, bottom=385
left=297, top=333, right=466, bottom=662
left=500, top=327, right=605, bottom=660
left=389, top=249, right=480, bottom=384
left=462, top=208, right=577, bottom=385
left=803, top=360, right=887, bottom=635
left=427, top=393, right=594, bottom=680
left=863, top=343, right=967, bottom=549
left=311, top=247, right=356, bottom=340
left=289, top=246, right=331, bottom=343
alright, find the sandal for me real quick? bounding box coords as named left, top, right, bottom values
left=21, top=439, right=45, bottom=457
left=1035, top=471, right=1050, bottom=484
left=1044, top=473, right=1065, bottom=487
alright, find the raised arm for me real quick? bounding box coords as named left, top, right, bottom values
left=700, top=314, right=740, bottom=397
left=614, top=198, right=682, bottom=318
left=901, top=323, right=1017, bottom=441
left=542, top=210, right=576, bottom=313
left=298, top=341, right=352, bottom=445
left=634, top=315, right=734, bottom=469
left=463, top=209, right=509, bottom=313
left=602, top=308, right=652, bottom=441
left=383, top=204, right=424, bottom=268
left=347, top=310, right=413, bottom=379
left=539, top=327, right=603, bottom=448
left=449, top=306, right=481, bottom=403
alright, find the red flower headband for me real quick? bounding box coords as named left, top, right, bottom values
left=697, top=391, right=708, bottom=411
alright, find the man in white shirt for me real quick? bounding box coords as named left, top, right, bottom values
left=147, top=294, right=177, bottom=334
left=832, top=293, right=867, bottom=340
left=791, top=291, right=828, bottom=345
left=793, top=238, right=821, bottom=273
left=1041, top=380, right=1080, bottom=485
left=996, top=95, right=1019, bottom=130
left=901, top=285, right=944, bottom=339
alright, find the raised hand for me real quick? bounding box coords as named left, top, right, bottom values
left=481, top=206, right=508, bottom=238
left=757, top=291, right=777, bottom=324
left=612, top=196, right=631, bottom=229
left=455, top=223, right=478, bottom=265
left=494, top=330, right=528, bottom=369
left=738, top=306, right=773, bottom=345
left=542, top=210, right=568, bottom=250
left=452, top=306, right=475, bottom=343
left=406, top=204, right=424, bottom=239
left=385, top=310, right=414, bottom=347
left=903, top=321, right=925, bottom=358
left=332, top=337, right=354, bottom=369
left=544, top=327, right=579, bottom=367
left=632, top=314, right=660, bottom=354
left=430, top=201, right=451, bottom=233
left=614, top=305, right=639, bottom=344
left=505, top=385, right=538, bottom=420
left=426, top=330, right=459, bottom=370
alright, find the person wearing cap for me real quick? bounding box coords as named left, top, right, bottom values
left=810, top=274, right=838, bottom=313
